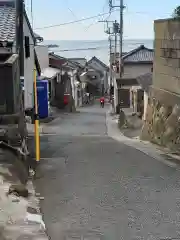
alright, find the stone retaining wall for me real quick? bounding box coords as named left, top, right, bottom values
left=141, top=86, right=180, bottom=152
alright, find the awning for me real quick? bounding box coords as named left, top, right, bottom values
left=41, top=67, right=60, bottom=79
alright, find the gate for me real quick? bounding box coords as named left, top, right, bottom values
left=118, top=88, right=130, bottom=108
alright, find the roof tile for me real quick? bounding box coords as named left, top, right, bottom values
left=122, top=45, right=154, bottom=63
left=0, top=6, right=16, bottom=42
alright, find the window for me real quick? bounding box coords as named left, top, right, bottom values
left=25, top=36, right=30, bottom=58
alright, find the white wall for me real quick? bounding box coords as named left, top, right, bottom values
left=23, top=15, right=34, bottom=109
left=69, top=70, right=78, bottom=107
left=0, top=47, right=12, bottom=53
left=143, top=91, right=149, bottom=121
left=35, top=45, right=49, bottom=70
left=122, top=64, right=152, bottom=79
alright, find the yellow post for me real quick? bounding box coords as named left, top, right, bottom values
left=34, top=68, right=40, bottom=161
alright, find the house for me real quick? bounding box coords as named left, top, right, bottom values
left=48, top=53, right=83, bottom=109
left=0, top=0, right=41, bottom=111
left=87, top=56, right=109, bottom=95
left=68, top=58, right=87, bottom=67
left=35, top=45, right=61, bottom=109
left=134, top=72, right=152, bottom=119
left=141, top=17, right=180, bottom=150
left=114, top=45, right=154, bottom=113
left=79, top=66, right=103, bottom=99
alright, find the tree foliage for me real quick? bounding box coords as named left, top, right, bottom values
left=173, top=6, right=180, bottom=18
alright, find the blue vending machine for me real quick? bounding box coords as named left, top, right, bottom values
left=36, top=80, right=49, bottom=119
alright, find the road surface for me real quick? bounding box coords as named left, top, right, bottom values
left=35, top=106, right=180, bottom=240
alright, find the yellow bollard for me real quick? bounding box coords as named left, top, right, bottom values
left=34, top=68, right=40, bottom=161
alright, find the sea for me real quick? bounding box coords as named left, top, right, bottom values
left=44, top=39, right=153, bottom=65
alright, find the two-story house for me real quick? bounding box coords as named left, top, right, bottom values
left=0, top=0, right=41, bottom=111
left=114, top=45, right=154, bottom=112
left=48, top=53, right=83, bottom=109
left=87, top=56, right=109, bottom=95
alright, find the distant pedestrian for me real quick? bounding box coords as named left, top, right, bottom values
left=86, top=92, right=90, bottom=104
left=100, top=96, right=105, bottom=108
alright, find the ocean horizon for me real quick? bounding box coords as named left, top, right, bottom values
left=44, top=39, right=153, bottom=64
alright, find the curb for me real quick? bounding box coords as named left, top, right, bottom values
left=105, top=111, right=180, bottom=169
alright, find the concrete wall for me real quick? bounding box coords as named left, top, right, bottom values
left=121, top=64, right=152, bottom=79
left=23, top=16, right=34, bottom=110
left=141, top=18, right=180, bottom=151
left=35, top=45, right=49, bottom=70
left=153, top=18, right=180, bottom=94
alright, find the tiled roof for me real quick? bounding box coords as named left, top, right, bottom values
left=0, top=5, right=40, bottom=44
left=49, top=53, right=84, bottom=69
left=0, top=6, right=16, bottom=42
left=87, top=56, right=109, bottom=70
left=122, top=45, right=154, bottom=63
left=68, top=58, right=87, bottom=67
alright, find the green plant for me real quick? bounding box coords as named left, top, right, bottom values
left=173, top=6, right=180, bottom=18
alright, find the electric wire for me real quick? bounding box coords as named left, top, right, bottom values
left=35, top=9, right=118, bottom=30
left=34, top=9, right=172, bottom=31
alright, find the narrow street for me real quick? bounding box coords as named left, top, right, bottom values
left=35, top=106, right=180, bottom=240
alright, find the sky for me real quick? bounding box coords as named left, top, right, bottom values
left=25, top=0, right=180, bottom=41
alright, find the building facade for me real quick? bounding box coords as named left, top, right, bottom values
left=114, top=45, right=153, bottom=112
left=0, top=1, right=41, bottom=110
left=141, top=18, right=180, bottom=150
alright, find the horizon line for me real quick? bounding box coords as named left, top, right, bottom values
left=43, top=38, right=153, bottom=41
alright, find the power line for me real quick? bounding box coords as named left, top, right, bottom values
left=34, top=9, right=172, bottom=31
left=35, top=10, right=118, bottom=30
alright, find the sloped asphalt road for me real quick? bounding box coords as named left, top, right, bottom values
left=34, top=106, right=180, bottom=240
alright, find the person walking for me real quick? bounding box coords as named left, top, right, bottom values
left=86, top=92, right=90, bottom=104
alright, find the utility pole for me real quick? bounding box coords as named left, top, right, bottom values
left=109, top=35, right=112, bottom=86
left=113, top=20, right=119, bottom=68
left=119, top=0, right=124, bottom=78
left=98, top=20, right=119, bottom=97
left=16, top=0, right=24, bottom=86
left=98, top=20, right=113, bottom=96
left=109, top=0, right=125, bottom=78
left=109, top=0, right=125, bottom=113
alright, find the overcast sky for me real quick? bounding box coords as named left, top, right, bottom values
left=25, top=0, right=180, bottom=40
